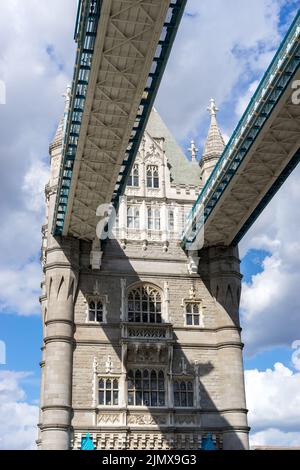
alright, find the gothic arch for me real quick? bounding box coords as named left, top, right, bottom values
left=126, top=281, right=163, bottom=296
left=126, top=282, right=164, bottom=323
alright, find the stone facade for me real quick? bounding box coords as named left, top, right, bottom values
left=38, top=106, right=249, bottom=450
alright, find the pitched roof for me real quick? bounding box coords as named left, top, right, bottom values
left=146, top=108, right=202, bottom=186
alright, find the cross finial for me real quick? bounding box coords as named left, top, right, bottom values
left=188, top=140, right=198, bottom=162
left=207, top=98, right=219, bottom=118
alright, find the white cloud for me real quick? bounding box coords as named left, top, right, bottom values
left=0, top=371, right=39, bottom=450
left=0, top=0, right=76, bottom=316
left=240, top=165, right=300, bottom=355
left=250, top=428, right=300, bottom=448
left=245, top=344, right=300, bottom=447
left=245, top=362, right=300, bottom=432
left=235, top=80, right=260, bottom=118
left=0, top=262, right=41, bottom=315
left=22, top=161, right=49, bottom=213
left=292, top=341, right=300, bottom=371
left=157, top=0, right=285, bottom=141
left=0, top=161, right=49, bottom=315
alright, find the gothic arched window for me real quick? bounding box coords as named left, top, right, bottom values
left=89, top=300, right=103, bottom=323
left=127, top=285, right=162, bottom=323
left=146, top=165, right=159, bottom=188
left=127, top=369, right=165, bottom=406
left=127, top=164, right=139, bottom=187
left=174, top=380, right=194, bottom=407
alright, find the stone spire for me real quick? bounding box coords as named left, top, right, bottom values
left=202, top=98, right=225, bottom=159
left=200, top=99, right=225, bottom=183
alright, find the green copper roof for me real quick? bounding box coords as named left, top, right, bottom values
left=146, top=108, right=202, bottom=187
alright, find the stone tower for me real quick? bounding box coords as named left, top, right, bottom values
left=38, top=102, right=249, bottom=450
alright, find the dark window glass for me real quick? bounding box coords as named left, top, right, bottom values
left=127, top=369, right=165, bottom=406
left=173, top=380, right=194, bottom=407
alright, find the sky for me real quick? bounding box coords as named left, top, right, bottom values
left=0, top=0, right=299, bottom=450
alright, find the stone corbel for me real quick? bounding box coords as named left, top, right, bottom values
left=187, top=250, right=200, bottom=275
left=90, top=238, right=103, bottom=270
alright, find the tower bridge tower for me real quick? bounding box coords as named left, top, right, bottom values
left=38, top=102, right=249, bottom=450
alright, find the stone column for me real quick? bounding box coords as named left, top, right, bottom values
left=140, top=199, right=148, bottom=241
left=199, top=245, right=249, bottom=450
left=161, top=202, right=168, bottom=249
left=119, top=195, right=127, bottom=241
left=40, top=237, right=79, bottom=450
left=120, top=343, right=128, bottom=409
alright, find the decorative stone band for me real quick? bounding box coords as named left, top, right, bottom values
left=41, top=405, right=72, bottom=412
left=44, top=336, right=75, bottom=345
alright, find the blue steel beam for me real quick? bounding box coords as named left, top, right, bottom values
left=182, top=10, right=300, bottom=249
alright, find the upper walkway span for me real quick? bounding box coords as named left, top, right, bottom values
left=182, top=11, right=300, bottom=250
left=53, top=0, right=187, bottom=240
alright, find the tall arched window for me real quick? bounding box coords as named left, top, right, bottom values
left=127, top=285, right=162, bottom=323
left=147, top=165, right=159, bottom=188
left=127, top=369, right=165, bottom=406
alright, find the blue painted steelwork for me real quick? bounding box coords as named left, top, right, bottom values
left=53, top=0, right=187, bottom=236
left=182, top=11, right=300, bottom=248
left=110, top=0, right=188, bottom=211
left=201, top=433, right=217, bottom=451
left=81, top=432, right=95, bottom=450
left=53, top=0, right=102, bottom=236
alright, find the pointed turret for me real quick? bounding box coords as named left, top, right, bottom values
left=200, top=99, right=225, bottom=184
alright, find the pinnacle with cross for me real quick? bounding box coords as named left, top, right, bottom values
left=207, top=98, right=219, bottom=117
left=189, top=140, right=198, bottom=162
left=202, top=98, right=225, bottom=160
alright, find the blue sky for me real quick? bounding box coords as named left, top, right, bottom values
left=0, top=0, right=300, bottom=450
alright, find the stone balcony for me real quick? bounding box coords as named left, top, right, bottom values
left=121, top=322, right=174, bottom=365
left=121, top=322, right=173, bottom=343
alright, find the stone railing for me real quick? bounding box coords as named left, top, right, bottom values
left=121, top=322, right=173, bottom=341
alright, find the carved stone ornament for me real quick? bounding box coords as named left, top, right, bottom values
left=174, top=415, right=196, bottom=425
left=127, top=414, right=167, bottom=426
left=98, top=414, right=121, bottom=425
